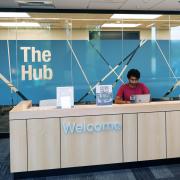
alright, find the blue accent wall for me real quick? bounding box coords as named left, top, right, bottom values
left=0, top=40, right=179, bottom=105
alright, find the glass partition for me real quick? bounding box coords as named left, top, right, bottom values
left=1, top=12, right=180, bottom=107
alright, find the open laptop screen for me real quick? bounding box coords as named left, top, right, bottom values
left=132, top=94, right=151, bottom=103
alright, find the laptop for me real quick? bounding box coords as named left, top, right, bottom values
left=133, top=94, right=151, bottom=103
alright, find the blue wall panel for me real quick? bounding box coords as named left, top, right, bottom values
left=0, top=40, right=179, bottom=105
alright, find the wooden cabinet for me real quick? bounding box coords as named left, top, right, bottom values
left=138, top=112, right=166, bottom=161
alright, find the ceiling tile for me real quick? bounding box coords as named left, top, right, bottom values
left=150, top=0, right=180, bottom=11
left=0, top=0, right=18, bottom=8
left=90, top=0, right=125, bottom=2
left=54, top=0, right=90, bottom=9
left=88, top=1, right=125, bottom=9
left=120, top=0, right=164, bottom=10
left=0, top=0, right=178, bottom=11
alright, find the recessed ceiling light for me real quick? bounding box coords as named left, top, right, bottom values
left=0, top=12, right=30, bottom=18
left=111, top=14, right=161, bottom=19
left=102, top=23, right=141, bottom=28
left=0, top=22, right=40, bottom=27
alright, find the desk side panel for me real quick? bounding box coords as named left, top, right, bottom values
left=138, top=112, right=166, bottom=161
left=10, top=120, right=27, bottom=172
left=61, top=114, right=122, bottom=168
left=166, top=111, right=180, bottom=158
left=123, top=114, right=137, bottom=162
left=27, top=118, right=60, bottom=171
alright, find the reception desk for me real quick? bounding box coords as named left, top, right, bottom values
left=9, top=100, right=180, bottom=172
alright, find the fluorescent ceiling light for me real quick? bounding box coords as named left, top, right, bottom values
left=0, top=12, right=30, bottom=18
left=171, top=26, right=180, bottom=28
left=0, top=22, right=40, bottom=27
left=111, top=14, right=161, bottom=19
left=102, top=23, right=141, bottom=28
left=146, top=23, right=155, bottom=28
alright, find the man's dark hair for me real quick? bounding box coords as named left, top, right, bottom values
left=127, top=69, right=140, bottom=79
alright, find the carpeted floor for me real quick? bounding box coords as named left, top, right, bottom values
left=1, top=138, right=180, bottom=180
left=0, top=106, right=10, bottom=133
left=0, top=138, right=13, bottom=180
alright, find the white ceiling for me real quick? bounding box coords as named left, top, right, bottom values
left=0, top=0, right=180, bottom=11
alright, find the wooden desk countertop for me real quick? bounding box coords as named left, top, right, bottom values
left=9, top=100, right=180, bottom=120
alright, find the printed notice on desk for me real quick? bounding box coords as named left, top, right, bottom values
left=56, top=86, right=74, bottom=109
left=96, top=85, right=113, bottom=106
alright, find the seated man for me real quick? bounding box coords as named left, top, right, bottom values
left=115, top=69, right=150, bottom=104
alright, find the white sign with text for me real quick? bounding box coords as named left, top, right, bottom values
left=56, top=86, right=74, bottom=109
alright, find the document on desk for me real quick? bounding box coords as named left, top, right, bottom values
left=96, top=85, right=113, bottom=106
left=56, top=86, right=74, bottom=108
